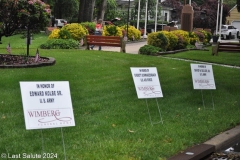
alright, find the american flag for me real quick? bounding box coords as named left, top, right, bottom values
left=7, top=43, right=11, bottom=54
left=35, top=49, right=40, bottom=62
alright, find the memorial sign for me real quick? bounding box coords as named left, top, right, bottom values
left=130, top=67, right=163, bottom=99
left=191, top=64, right=216, bottom=89
left=20, top=81, right=75, bottom=130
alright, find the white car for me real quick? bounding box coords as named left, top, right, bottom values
left=55, top=19, right=67, bottom=28
left=221, top=25, right=239, bottom=39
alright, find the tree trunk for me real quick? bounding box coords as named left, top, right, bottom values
left=97, top=0, right=107, bottom=20
left=83, top=0, right=95, bottom=22
left=78, top=0, right=86, bottom=22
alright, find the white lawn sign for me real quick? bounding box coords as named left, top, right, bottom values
left=20, top=81, right=75, bottom=130
left=130, top=67, right=163, bottom=99
left=190, top=64, right=216, bottom=90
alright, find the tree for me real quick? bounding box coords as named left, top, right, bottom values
left=194, top=0, right=230, bottom=31
left=54, top=0, right=79, bottom=20
left=78, top=0, right=96, bottom=22
left=237, top=0, right=240, bottom=12
left=0, top=0, right=51, bottom=55
left=95, top=0, right=107, bottom=20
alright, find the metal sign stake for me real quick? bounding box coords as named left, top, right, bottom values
left=61, top=127, right=67, bottom=160
left=146, top=98, right=163, bottom=126
left=201, top=90, right=215, bottom=110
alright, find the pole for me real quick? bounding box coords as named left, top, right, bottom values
left=216, top=0, right=220, bottom=35
left=143, top=0, right=148, bottom=38
left=137, top=0, right=141, bottom=30
left=219, top=0, right=223, bottom=41
left=154, top=0, right=158, bottom=32
left=126, top=0, right=131, bottom=40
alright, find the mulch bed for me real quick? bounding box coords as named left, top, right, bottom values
left=0, top=54, right=55, bottom=68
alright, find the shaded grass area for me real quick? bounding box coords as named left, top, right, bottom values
left=0, top=35, right=240, bottom=159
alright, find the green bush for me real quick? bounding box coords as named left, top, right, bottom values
left=139, top=45, right=161, bottom=55
left=120, top=25, right=141, bottom=40
left=171, top=30, right=190, bottom=49
left=189, top=32, right=199, bottom=45
left=147, top=32, right=169, bottom=50
left=198, top=30, right=212, bottom=44
left=103, top=25, right=122, bottom=37
left=159, top=31, right=178, bottom=51
left=81, top=22, right=96, bottom=35
left=39, top=39, right=80, bottom=49
left=58, top=29, right=72, bottom=39
left=62, top=23, right=89, bottom=41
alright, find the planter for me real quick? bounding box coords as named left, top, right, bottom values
left=212, top=36, right=219, bottom=42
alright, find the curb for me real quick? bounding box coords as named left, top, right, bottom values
left=168, top=125, right=240, bottom=160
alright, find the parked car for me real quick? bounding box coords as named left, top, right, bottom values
left=146, top=24, right=167, bottom=34
left=55, top=19, right=67, bottom=28
left=221, top=25, right=239, bottom=39
left=103, top=17, right=121, bottom=26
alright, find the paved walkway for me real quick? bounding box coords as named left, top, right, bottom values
left=100, top=41, right=147, bottom=54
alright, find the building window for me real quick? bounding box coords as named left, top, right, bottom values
left=165, top=13, right=167, bottom=21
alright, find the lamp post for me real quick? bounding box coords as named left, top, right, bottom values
left=137, top=0, right=141, bottom=30
left=219, top=0, right=223, bottom=41
left=200, top=9, right=206, bottom=28
left=154, top=0, right=158, bottom=32
left=216, top=0, right=220, bottom=35
left=143, top=0, right=148, bottom=38
left=126, top=0, right=131, bottom=41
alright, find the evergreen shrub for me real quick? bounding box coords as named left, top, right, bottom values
left=139, top=45, right=161, bottom=55
left=39, top=39, right=79, bottom=49
left=147, top=32, right=169, bottom=51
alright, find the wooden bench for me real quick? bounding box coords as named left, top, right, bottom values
left=212, top=42, right=240, bottom=55
left=85, top=35, right=126, bottom=53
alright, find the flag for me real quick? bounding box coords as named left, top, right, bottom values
left=35, top=49, right=40, bottom=62
left=7, top=43, right=11, bottom=54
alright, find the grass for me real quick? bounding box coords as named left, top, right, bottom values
left=0, top=34, right=240, bottom=159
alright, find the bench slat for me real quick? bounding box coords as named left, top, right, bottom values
left=85, top=35, right=126, bottom=53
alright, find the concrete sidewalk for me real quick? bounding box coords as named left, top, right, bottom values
left=95, top=41, right=147, bottom=54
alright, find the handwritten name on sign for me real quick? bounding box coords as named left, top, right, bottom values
left=190, top=64, right=216, bottom=90
left=20, top=81, right=75, bottom=130
left=130, top=67, right=163, bottom=99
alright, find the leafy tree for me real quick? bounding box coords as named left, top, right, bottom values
left=162, top=0, right=230, bottom=32
left=237, top=0, right=240, bottom=12
left=78, top=0, right=96, bottom=22
left=0, top=0, right=50, bottom=44
left=194, top=0, right=230, bottom=31
left=54, top=0, right=79, bottom=20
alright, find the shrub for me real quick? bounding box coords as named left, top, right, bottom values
left=194, top=31, right=205, bottom=42
left=171, top=30, right=190, bottom=49
left=139, top=45, right=161, bottom=55
left=58, top=29, right=72, bottom=39
left=39, top=39, right=80, bottom=49
left=120, top=25, right=141, bottom=40
left=160, top=31, right=178, bottom=51
left=198, top=30, right=212, bottom=44
left=103, top=25, right=123, bottom=37
left=189, top=32, right=199, bottom=45
left=81, top=22, right=95, bottom=35
left=62, top=23, right=89, bottom=41
left=147, top=32, right=169, bottom=51
left=48, top=28, right=60, bottom=39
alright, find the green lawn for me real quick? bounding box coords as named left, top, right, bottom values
left=0, top=34, right=240, bottom=160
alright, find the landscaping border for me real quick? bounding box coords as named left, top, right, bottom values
left=0, top=55, right=56, bottom=68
